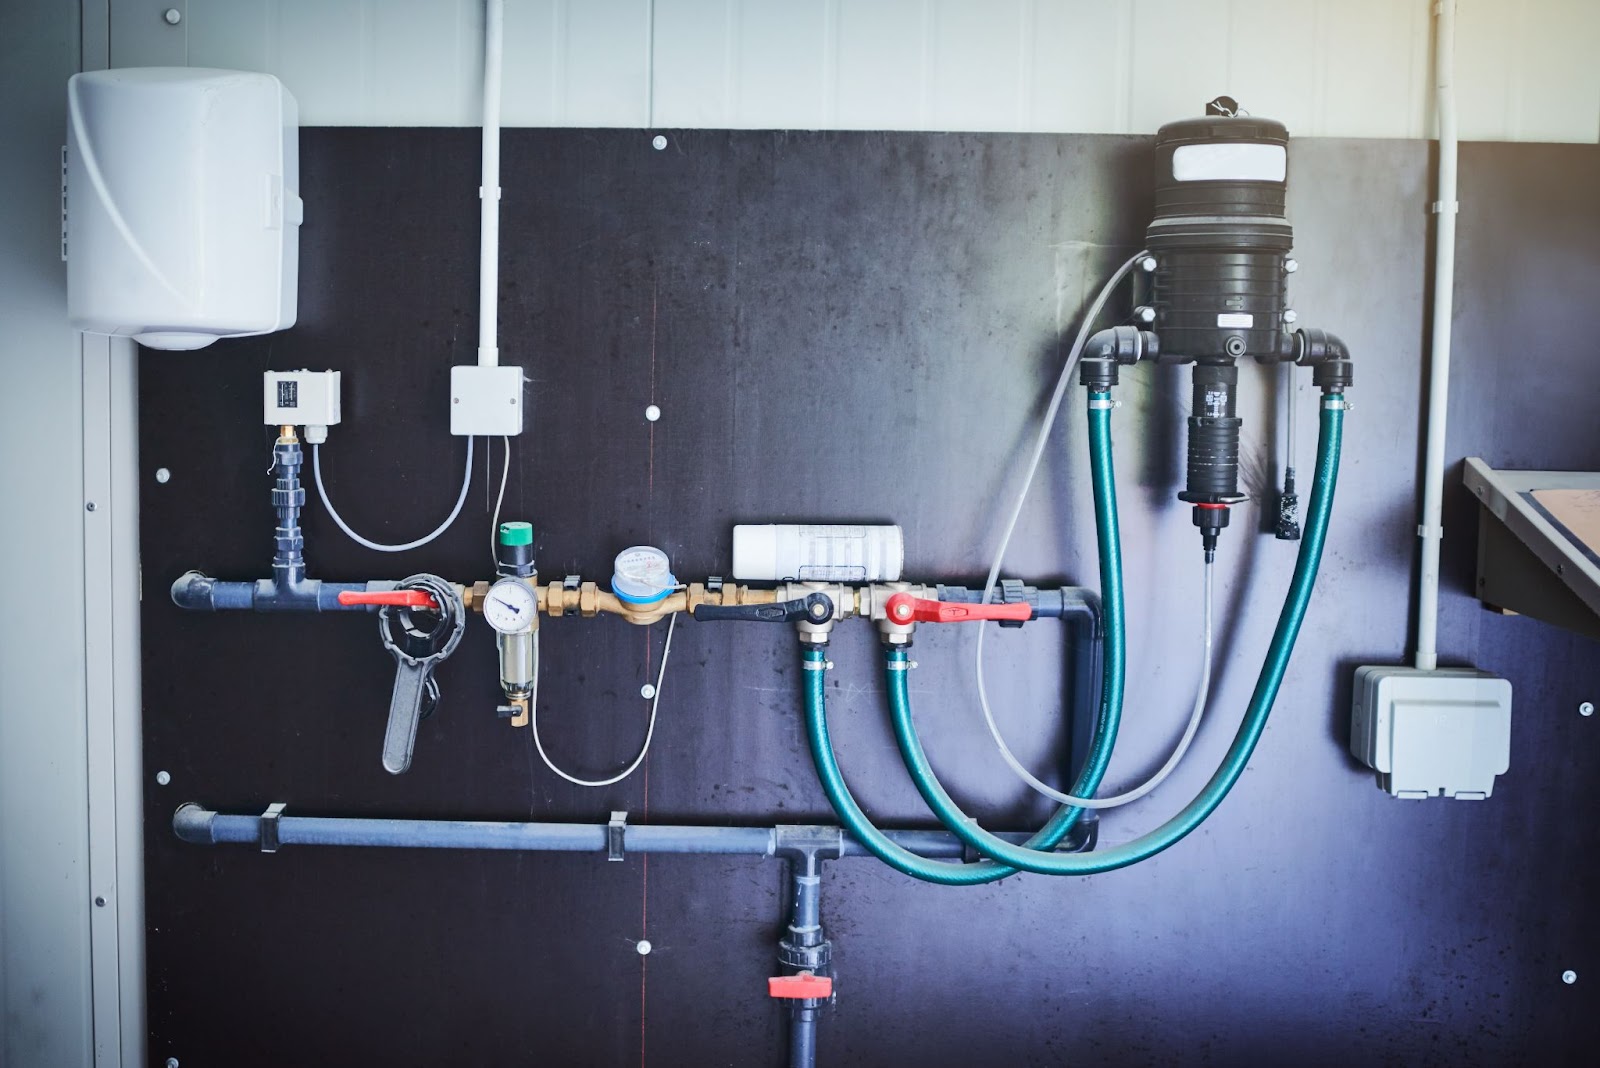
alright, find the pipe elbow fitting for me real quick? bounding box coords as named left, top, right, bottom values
left=1079, top=327, right=1159, bottom=390
left=171, top=571, right=218, bottom=611
left=1294, top=328, right=1353, bottom=391
left=172, top=803, right=217, bottom=844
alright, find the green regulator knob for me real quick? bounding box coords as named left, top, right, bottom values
left=497, top=521, right=535, bottom=576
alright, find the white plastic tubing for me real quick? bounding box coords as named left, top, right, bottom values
left=478, top=0, right=504, bottom=367
left=1415, top=0, right=1458, bottom=672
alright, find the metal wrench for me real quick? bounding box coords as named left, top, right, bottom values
left=377, top=574, right=465, bottom=775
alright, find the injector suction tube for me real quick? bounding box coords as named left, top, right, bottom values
left=877, top=392, right=1345, bottom=876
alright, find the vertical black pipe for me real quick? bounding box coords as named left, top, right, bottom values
left=271, top=436, right=306, bottom=590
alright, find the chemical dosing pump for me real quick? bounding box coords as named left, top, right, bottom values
left=1079, top=112, right=1351, bottom=561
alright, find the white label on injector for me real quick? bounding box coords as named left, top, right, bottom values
left=1217, top=313, right=1254, bottom=328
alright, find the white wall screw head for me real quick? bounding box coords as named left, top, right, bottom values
left=1284, top=258, right=1298, bottom=273
left=1139, top=256, right=1158, bottom=272
left=652, top=135, right=668, bottom=151
left=1580, top=702, right=1594, bottom=717
left=636, top=939, right=652, bottom=955
left=640, top=683, right=657, bottom=700
left=156, top=770, right=171, bottom=786
left=163, top=8, right=181, bottom=25
left=155, top=467, right=171, bottom=484
left=645, top=404, right=661, bottom=422
left=1563, top=969, right=1578, bottom=984
left=1284, top=309, right=1299, bottom=324
left=166, top=1059, right=180, bottom=1068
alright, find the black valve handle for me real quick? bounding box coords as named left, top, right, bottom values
left=693, top=592, right=833, bottom=624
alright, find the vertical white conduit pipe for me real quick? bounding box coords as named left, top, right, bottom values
left=478, top=0, right=504, bottom=368
left=1415, top=0, right=1457, bottom=672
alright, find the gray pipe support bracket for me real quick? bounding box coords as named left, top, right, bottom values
left=260, top=802, right=287, bottom=853
left=607, top=811, right=628, bottom=861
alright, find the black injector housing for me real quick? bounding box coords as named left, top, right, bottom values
left=1143, top=114, right=1297, bottom=559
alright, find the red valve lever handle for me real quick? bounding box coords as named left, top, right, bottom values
left=337, top=590, right=440, bottom=610
left=884, top=592, right=1032, bottom=626
left=768, top=972, right=833, bottom=999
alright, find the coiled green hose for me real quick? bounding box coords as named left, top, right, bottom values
left=797, top=389, right=1128, bottom=884
left=883, top=394, right=1346, bottom=875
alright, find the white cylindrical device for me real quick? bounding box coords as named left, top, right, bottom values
left=66, top=68, right=301, bottom=351
left=732, top=524, right=903, bottom=583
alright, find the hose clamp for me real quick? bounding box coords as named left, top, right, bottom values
left=1088, top=398, right=1116, bottom=411
left=1322, top=396, right=1347, bottom=411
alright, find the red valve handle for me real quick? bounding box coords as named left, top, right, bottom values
left=337, top=589, right=440, bottom=610
left=768, top=972, right=834, bottom=999
left=884, top=592, right=1032, bottom=626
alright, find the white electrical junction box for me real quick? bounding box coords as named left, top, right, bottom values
left=1351, top=666, right=1512, bottom=800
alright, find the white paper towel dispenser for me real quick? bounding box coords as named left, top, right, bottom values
left=66, top=67, right=301, bottom=351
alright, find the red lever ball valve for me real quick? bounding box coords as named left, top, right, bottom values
left=768, top=972, right=834, bottom=999
left=337, top=589, right=441, bottom=611
left=883, top=592, right=1032, bottom=626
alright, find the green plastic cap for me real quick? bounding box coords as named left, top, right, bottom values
left=498, top=522, right=533, bottom=547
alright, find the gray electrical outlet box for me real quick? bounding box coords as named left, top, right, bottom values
left=1351, top=666, right=1512, bottom=799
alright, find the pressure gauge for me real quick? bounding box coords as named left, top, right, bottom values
left=484, top=578, right=537, bottom=634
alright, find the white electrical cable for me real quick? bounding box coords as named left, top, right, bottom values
left=1415, top=0, right=1458, bottom=672
left=490, top=434, right=510, bottom=568
left=531, top=608, right=678, bottom=788
left=477, top=0, right=504, bottom=367
left=970, top=248, right=1216, bottom=808
left=311, top=438, right=475, bottom=553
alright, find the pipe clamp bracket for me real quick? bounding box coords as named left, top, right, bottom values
left=260, top=802, right=287, bottom=853
left=607, top=810, right=628, bottom=862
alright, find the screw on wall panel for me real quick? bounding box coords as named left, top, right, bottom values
left=652, top=135, right=668, bottom=151
left=156, top=770, right=171, bottom=785
left=1580, top=702, right=1595, bottom=717
left=85, top=502, right=96, bottom=512
left=1563, top=969, right=1578, bottom=984
left=166, top=1059, right=180, bottom=1068
left=1284, top=258, right=1299, bottom=273
left=155, top=467, right=171, bottom=484
left=94, top=896, right=106, bottom=907
left=1139, top=256, right=1157, bottom=272
left=636, top=939, right=652, bottom=955
left=162, top=8, right=181, bottom=25
left=645, top=404, right=661, bottom=422
left=640, top=683, right=656, bottom=700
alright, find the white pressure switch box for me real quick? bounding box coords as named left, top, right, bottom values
left=1351, top=666, right=1512, bottom=800
left=264, top=369, right=340, bottom=442
left=450, top=365, right=523, bottom=436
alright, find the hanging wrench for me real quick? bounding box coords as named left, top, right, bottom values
left=376, top=574, right=465, bottom=775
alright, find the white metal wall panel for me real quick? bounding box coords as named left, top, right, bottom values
left=153, top=3, right=1600, bottom=163
left=651, top=0, right=731, bottom=127
left=1029, top=1, right=1131, bottom=133
left=834, top=0, right=927, bottom=130
left=731, top=1, right=830, bottom=128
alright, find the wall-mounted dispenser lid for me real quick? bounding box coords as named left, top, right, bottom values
left=66, top=67, right=301, bottom=351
